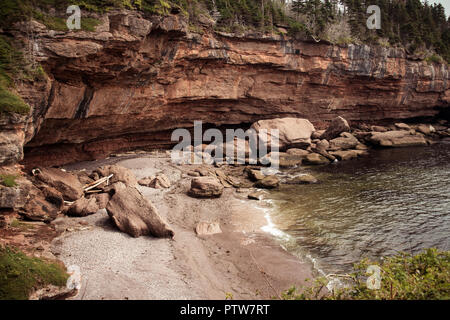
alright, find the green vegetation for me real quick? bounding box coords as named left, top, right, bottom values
left=9, top=220, right=35, bottom=230
left=0, top=246, right=69, bottom=300
left=282, top=248, right=450, bottom=300
left=0, top=174, right=18, bottom=187
left=0, top=36, right=31, bottom=115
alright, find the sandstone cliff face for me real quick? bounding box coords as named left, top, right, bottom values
left=6, top=11, right=449, bottom=166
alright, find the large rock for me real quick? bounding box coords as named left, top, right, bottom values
left=106, top=182, right=174, bottom=238
left=251, top=118, right=315, bottom=150
left=66, top=197, right=99, bottom=217
left=189, top=177, right=224, bottom=198
left=94, top=165, right=138, bottom=187
left=369, top=131, right=428, bottom=147
left=34, top=168, right=84, bottom=201
left=254, top=175, right=280, bottom=189
left=19, top=186, right=60, bottom=222
left=416, top=124, right=435, bottom=135
left=320, top=116, right=350, bottom=140
left=246, top=168, right=265, bottom=181
left=328, top=132, right=359, bottom=151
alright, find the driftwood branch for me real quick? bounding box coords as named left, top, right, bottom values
left=84, top=174, right=113, bottom=192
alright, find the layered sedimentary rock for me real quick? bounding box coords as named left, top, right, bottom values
left=5, top=10, right=449, bottom=166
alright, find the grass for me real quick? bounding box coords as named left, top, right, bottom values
left=9, top=220, right=35, bottom=231
left=0, top=246, right=69, bottom=300
left=0, top=87, right=31, bottom=115
left=282, top=248, right=450, bottom=300
left=0, top=174, right=19, bottom=188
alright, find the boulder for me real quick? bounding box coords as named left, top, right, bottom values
left=34, top=168, right=84, bottom=201
left=195, top=222, right=222, bottom=236
left=189, top=177, right=224, bottom=198
left=285, top=174, right=318, bottom=184
left=303, top=153, right=331, bottom=165
left=94, top=165, right=138, bottom=187
left=67, top=197, right=99, bottom=217
left=316, top=139, right=330, bottom=151
left=320, top=116, right=350, bottom=140
left=311, top=147, right=336, bottom=162
left=278, top=153, right=304, bottom=168
left=371, top=125, right=389, bottom=132
left=395, top=123, right=411, bottom=130
left=254, top=175, right=280, bottom=189
left=19, top=186, right=60, bottom=222
left=369, top=131, right=427, bottom=147
left=328, top=133, right=359, bottom=151
left=311, top=130, right=325, bottom=140
left=106, top=182, right=174, bottom=238
left=416, top=124, right=435, bottom=135
left=91, top=193, right=110, bottom=210
left=138, top=174, right=171, bottom=189
left=246, top=168, right=265, bottom=181
left=214, top=169, right=232, bottom=188
left=251, top=118, right=315, bottom=150
left=330, top=150, right=360, bottom=161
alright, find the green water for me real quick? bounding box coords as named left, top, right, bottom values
left=266, top=142, right=450, bottom=275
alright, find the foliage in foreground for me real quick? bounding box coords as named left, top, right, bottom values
left=0, top=246, right=69, bottom=300
left=0, top=174, right=18, bottom=187
left=283, top=248, right=450, bottom=300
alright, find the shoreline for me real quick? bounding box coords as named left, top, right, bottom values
left=50, top=154, right=315, bottom=300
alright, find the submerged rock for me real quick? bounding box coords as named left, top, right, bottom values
left=106, top=182, right=174, bottom=238
left=285, top=174, right=318, bottom=184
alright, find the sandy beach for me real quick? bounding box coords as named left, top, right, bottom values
left=49, top=152, right=314, bottom=300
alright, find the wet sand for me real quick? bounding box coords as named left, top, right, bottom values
left=51, top=152, right=314, bottom=300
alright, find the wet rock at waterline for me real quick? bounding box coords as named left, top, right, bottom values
left=248, top=191, right=266, bottom=200
left=303, top=153, right=330, bottom=165
left=285, top=174, right=318, bottom=184
left=254, top=175, right=280, bottom=189
left=251, top=118, right=315, bottom=150
left=369, top=131, right=428, bottom=147
left=106, top=182, right=174, bottom=238
left=188, top=177, right=224, bottom=198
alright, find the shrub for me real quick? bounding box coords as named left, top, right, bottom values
left=0, top=174, right=18, bottom=187
left=282, top=248, right=450, bottom=300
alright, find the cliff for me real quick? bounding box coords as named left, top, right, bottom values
left=3, top=10, right=449, bottom=167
